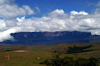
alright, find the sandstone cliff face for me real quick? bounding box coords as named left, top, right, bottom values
left=11, top=31, right=91, bottom=37
left=43, top=31, right=91, bottom=36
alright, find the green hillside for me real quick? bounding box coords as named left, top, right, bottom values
left=25, top=42, right=100, bottom=58
left=0, top=42, right=100, bottom=66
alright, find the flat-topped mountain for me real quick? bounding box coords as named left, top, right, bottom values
left=1, top=31, right=100, bottom=45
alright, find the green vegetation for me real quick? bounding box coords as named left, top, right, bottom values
left=67, top=45, right=93, bottom=54
left=0, top=42, right=100, bottom=66
left=41, top=52, right=99, bottom=66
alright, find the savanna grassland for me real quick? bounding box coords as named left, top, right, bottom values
left=0, top=42, right=100, bottom=66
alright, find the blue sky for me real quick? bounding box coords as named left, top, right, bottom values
left=15, top=0, right=99, bottom=18
left=0, top=0, right=100, bottom=42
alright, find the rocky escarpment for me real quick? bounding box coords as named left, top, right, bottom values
left=1, top=31, right=100, bottom=45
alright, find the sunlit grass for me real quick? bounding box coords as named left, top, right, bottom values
left=0, top=51, right=89, bottom=66
left=0, top=42, right=100, bottom=66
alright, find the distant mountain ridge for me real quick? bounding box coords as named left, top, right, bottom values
left=1, top=31, right=100, bottom=45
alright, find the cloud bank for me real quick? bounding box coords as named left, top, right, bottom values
left=0, top=0, right=100, bottom=42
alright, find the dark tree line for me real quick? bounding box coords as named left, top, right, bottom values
left=67, top=45, right=93, bottom=54
left=40, top=52, right=99, bottom=66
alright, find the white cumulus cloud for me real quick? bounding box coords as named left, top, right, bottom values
left=0, top=27, right=21, bottom=42
left=71, top=11, right=88, bottom=15
left=0, top=0, right=34, bottom=18
left=0, top=0, right=100, bottom=42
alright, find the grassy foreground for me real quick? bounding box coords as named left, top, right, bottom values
left=0, top=42, right=100, bottom=66
left=0, top=51, right=86, bottom=66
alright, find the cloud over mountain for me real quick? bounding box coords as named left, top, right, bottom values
left=0, top=0, right=100, bottom=42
